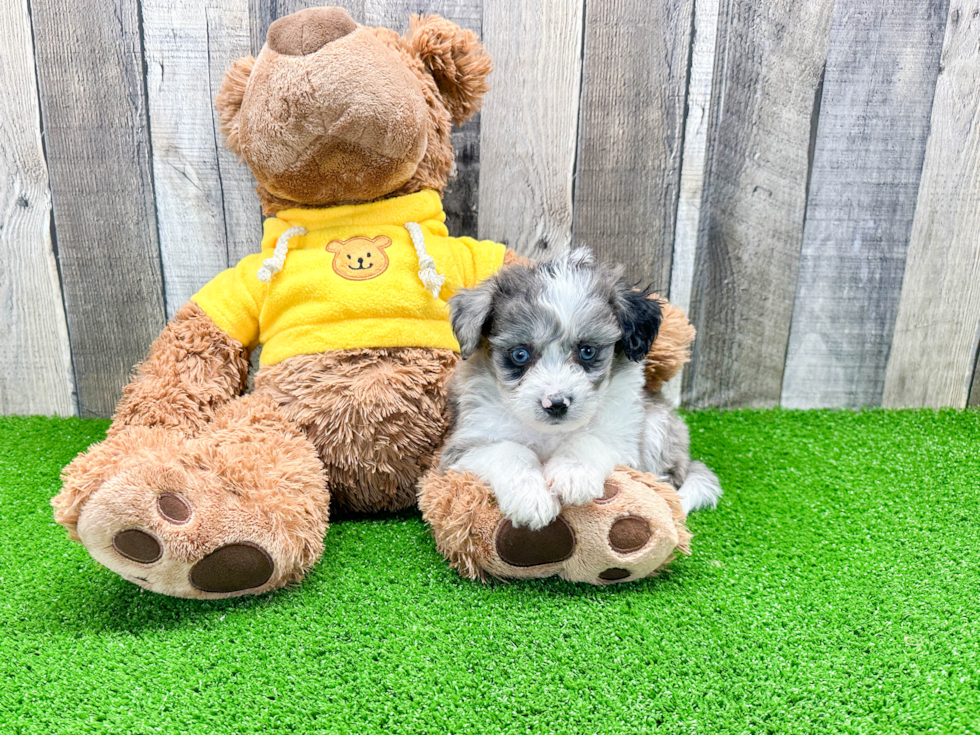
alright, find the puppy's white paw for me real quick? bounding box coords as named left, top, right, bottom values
left=496, top=474, right=561, bottom=530
left=544, top=459, right=605, bottom=506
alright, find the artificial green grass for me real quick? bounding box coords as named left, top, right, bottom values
left=1, top=410, right=978, bottom=734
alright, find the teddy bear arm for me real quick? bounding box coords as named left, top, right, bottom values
left=108, top=302, right=250, bottom=437
left=644, top=296, right=696, bottom=394
left=503, top=248, right=532, bottom=267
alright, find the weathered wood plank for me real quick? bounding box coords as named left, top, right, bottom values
left=781, top=0, right=948, bottom=409
left=883, top=0, right=980, bottom=408
left=143, top=0, right=263, bottom=317
left=0, top=0, right=74, bottom=416
left=32, top=0, right=166, bottom=418
left=573, top=0, right=694, bottom=292
left=683, top=0, right=834, bottom=408
left=363, top=0, right=484, bottom=239
left=478, top=0, right=584, bottom=255
left=663, top=0, right=721, bottom=407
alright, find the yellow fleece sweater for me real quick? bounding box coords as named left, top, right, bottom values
left=191, top=190, right=506, bottom=366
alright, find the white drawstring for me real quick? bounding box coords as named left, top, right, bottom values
left=257, top=226, right=307, bottom=282
left=406, top=221, right=446, bottom=298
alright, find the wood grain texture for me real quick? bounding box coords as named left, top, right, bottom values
left=0, top=0, right=74, bottom=416
left=477, top=0, right=584, bottom=255
left=573, top=0, right=694, bottom=291
left=363, top=0, right=484, bottom=238
left=883, top=0, right=980, bottom=408
left=143, top=0, right=263, bottom=317
left=32, top=0, right=165, bottom=418
left=781, top=0, right=948, bottom=409
left=663, top=0, right=720, bottom=407
left=683, top=0, right=834, bottom=408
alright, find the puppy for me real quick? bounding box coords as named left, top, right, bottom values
left=441, top=248, right=722, bottom=529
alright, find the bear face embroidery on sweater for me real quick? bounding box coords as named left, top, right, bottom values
left=326, top=236, right=392, bottom=281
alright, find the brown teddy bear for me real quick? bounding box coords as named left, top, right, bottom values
left=52, top=6, right=693, bottom=598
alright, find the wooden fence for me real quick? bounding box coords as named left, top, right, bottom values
left=2, top=0, right=978, bottom=417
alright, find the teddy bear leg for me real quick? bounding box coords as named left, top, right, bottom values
left=69, top=394, right=329, bottom=599
left=254, top=347, right=458, bottom=514
left=419, top=467, right=691, bottom=585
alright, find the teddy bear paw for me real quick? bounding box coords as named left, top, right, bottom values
left=75, top=461, right=301, bottom=599
left=420, top=466, right=692, bottom=585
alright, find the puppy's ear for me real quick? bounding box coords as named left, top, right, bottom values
left=216, top=56, right=255, bottom=157
left=449, top=284, right=495, bottom=359
left=614, top=288, right=663, bottom=362
left=407, top=15, right=492, bottom=125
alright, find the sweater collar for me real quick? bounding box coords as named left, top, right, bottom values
left=271, top=190, right=445, bottom=233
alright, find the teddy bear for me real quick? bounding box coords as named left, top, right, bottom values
left=52, top=6, right=694, bottom=598
left=418, top=299, right=696, bottom=584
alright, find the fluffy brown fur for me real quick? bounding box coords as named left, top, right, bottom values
left=644, top=295, right=696, bottom=394
left=407, top=15, right=492, bottom=126
left=418, top=466, right=691, bottom=584
left=110, top=303, right=250, bottom=436
left=254, top=348, right=459, bottom=513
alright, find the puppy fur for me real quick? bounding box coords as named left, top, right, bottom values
left=441, top=249, right=722, bottom=529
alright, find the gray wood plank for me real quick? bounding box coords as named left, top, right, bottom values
left=781, top=0, right=948, bottom=409
left=663, top=0, right=721, bottom=407
left=883, top=0, right=980, bottom=408
left=143, top=0, right=263, bottom=317
left=31, top=0, right=166, bottom=418
left=0, top=0, right=74, bottom=416
left=477, top=0, right=584, bottom=255
left=572, top=0, right=694, bottom=292
left=683, top=0, right=834, bottom=408
left=362, top=0, right=484, bottom=239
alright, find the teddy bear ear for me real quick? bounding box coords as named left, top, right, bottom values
left=406, top=15, right=492, bottom=126
left=215, top=56, right=255, bottom=157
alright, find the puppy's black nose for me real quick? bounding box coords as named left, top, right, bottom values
left=543, top=394, right=570, bottom=418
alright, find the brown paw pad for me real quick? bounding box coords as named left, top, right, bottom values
left=598, top=567, right=631, bottom=581
left=608, top=516, right=652, bottom=553
left=157, top=493, right=192, bottom=524
left=594, top=480, right=621, bottom=505
left=189, top=543, right=274, bottom=593
left=495, top=518, right=575, bottom=567
left=112, top=529, right=162, bottom=563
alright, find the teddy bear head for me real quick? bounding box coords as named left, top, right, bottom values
left=217, top=6, right=492, bottom=214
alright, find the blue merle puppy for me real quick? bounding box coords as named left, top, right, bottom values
left=441, top=248, right=722, bottom=529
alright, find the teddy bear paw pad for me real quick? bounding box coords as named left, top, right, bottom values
left=608, top=516, right=651, bottom=553
left=157, top=492, right=192, bottom=524
left=189, top=543, right=275, bottom=594
left=494, top=517, right=575, bottom=567
left=112, top=529, right=162, bottom=563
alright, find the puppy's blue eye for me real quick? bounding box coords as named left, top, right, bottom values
left=510, top=348, right=530, bottom=365
left=579, top=345, right=597, bottom=361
